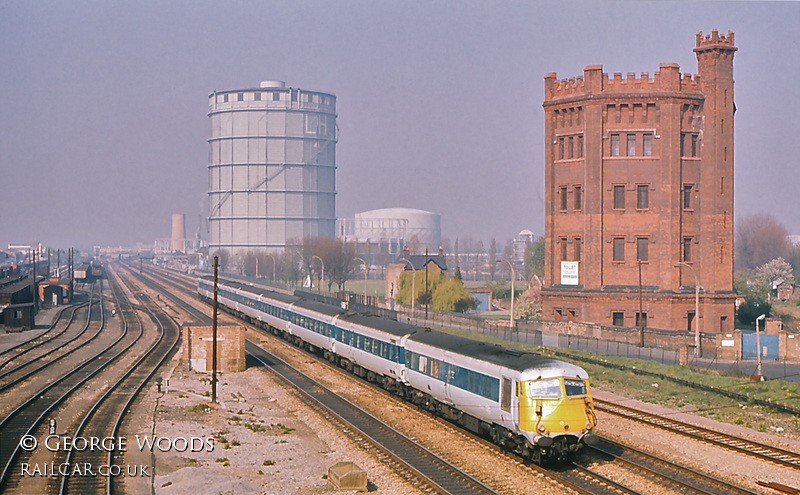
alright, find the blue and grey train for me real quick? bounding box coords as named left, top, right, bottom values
left=198, top=276, right=598, bottom=463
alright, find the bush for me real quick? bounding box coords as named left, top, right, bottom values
left=737, top=298, right=771, bottom=327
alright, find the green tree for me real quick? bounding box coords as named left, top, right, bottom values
left=396, top=269, right=443, bottom=305
left=432, top=277, right=478, bottom=313
left=523, top=236, right=544, bottom=280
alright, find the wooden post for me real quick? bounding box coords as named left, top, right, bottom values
left=211, top=255, right=219, bottom=403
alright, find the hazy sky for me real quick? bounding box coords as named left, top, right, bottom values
left=2, top=1, right=799, bottom=251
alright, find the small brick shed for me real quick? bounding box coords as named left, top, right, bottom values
left=182, top=322, right=245, bottom=372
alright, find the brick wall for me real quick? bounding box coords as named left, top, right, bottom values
left=182, top=323, right=246, bottom=372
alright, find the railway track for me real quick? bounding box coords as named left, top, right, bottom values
left=0, top=281, right=113, bottom=491
left=0, top=291, right=103, bottom=396
left=57, top=265, right=181, bottom=495
left=0, top=271, right=178, bottom=493
left=132, top=263, right=501, bottom=495
left=149, top=264, right=799, bottom=494
left=140, top=265, right=697, bottom=494
left=0, top=302, right=86, bottom=371
left=583, top=437, right=759, bottom=494
left=595, top=398, right=800, bottom=471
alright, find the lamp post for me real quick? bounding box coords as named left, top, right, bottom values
left=311, top=255, right=324, bottom=293
left=496, top=259, right=515, bottom=330
left=354, top=257, right=368, bottom=303
left=267, top=254, right=276, bottom=281
left=675, top=262, right=701, bottom=359
left=398, top=258, right=416, bottom=318
left=756, top=313, right=766, bottom=378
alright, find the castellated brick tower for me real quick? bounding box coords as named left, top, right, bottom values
left=541, top=30, right=736, bottom=338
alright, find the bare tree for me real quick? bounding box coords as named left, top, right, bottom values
left=327, top=239, right=358, bottom=291
left=488, top=237, right=497, bottom=280
left=735, top=213, right=790, bottom=270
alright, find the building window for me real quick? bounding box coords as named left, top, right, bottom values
left=560, top=186, right=568, bottom=211
left=574, top=237, right=582, bottom=261
left=560, top=237, right=568, bottom=261
left=568, top=136, right=574, bottom=159
left=578, top=135, right=584, bottom=158
left=574, top=185, right=582, bottom=210
left=637, top=237, right=649, bottom=261
left=613, top=185, right=625, bottom=209
left=612, top=312, right=625, bottom=327
left=613, top=237, right=625, bottom=261
left=682, top=133, right=698, bottom=157
left=643, top=133, right=652, bottom=156
left=610, top=134, right=620, bottom=156
left=683, top=184, right=693, bottom=210
left=237, top=92, right=244, bottom=101
left=637, top=184, right=649, bottom=209
left=223, top=94, right=229, bottom=103
left=254, top=92, right=262, bottom=101
left=636, top=312, right=648, bottom=328
left=307, top=94, right=314, bottom=103
left=627, top=134, right=636, bottom=156
left=559, top=138, right=565, bottom=160
left=291, top=91, right=298, bottom=102
left=272, top=92, right=280, bottom=101
left=683, top=237, right=693, bottom=262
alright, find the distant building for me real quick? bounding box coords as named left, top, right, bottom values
left=208, top=81, right=337, bottom=256
left=337, top=207, right=442, bottom=268
left=514, top=229, right=535, bottom=266
left=541, top=30, right=737, bottom=334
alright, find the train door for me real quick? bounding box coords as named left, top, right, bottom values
left=500, top=376, right=513, bottom=423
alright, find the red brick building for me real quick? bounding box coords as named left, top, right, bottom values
left=541, top=30, right=737, bottom=334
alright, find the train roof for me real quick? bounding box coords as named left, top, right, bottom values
left=207, top=277, right=299, bottom=305
left=409, top=330, right=587, bottom=378
left=293, top=298, right=347, bottom=317
left=337, top=311, right=421, bottom=338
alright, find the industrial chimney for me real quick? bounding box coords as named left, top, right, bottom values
left=171, top=214, right=186, bottom=252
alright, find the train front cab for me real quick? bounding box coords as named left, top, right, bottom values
left=517, top=376, right=598, bottom=462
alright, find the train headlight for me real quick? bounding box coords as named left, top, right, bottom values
left=537, top=424, right=547, bottom=434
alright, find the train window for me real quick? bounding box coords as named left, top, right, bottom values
left=372, top=340, right=380, bottom=354
left=564, top=379, right=587, bottom=396
left=418, top=355, right=428, bottom=374
left=429, top=359, right=439, bottom=378
left=526, top=379, right=562, bottom=397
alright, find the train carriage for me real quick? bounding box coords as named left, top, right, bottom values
left=405, top=330, right=597, bottom=462
left=199, top=275, right=596, bottom=463
left=198, top=277, right=296, bottom=333
left=288, top=299, right=344, bottom=352
left=332, top=313, right=418, bottom=391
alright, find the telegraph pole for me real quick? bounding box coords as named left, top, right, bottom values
left=211, top=255, right=219, bottom=403
left=32, top=250, right=38, bottom=311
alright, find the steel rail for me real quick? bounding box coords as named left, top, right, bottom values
left=58, top=266, right=180, bottom=495
left=0, top=298, right=99, bottom=387
left=0, top=302, right=86, bottom=369
left=0, top=280, right=134, bottom=490
left=595, top=398, right=800, bottom=470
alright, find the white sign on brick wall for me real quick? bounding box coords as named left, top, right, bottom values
left=561, top=261, right=579, bottom=285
